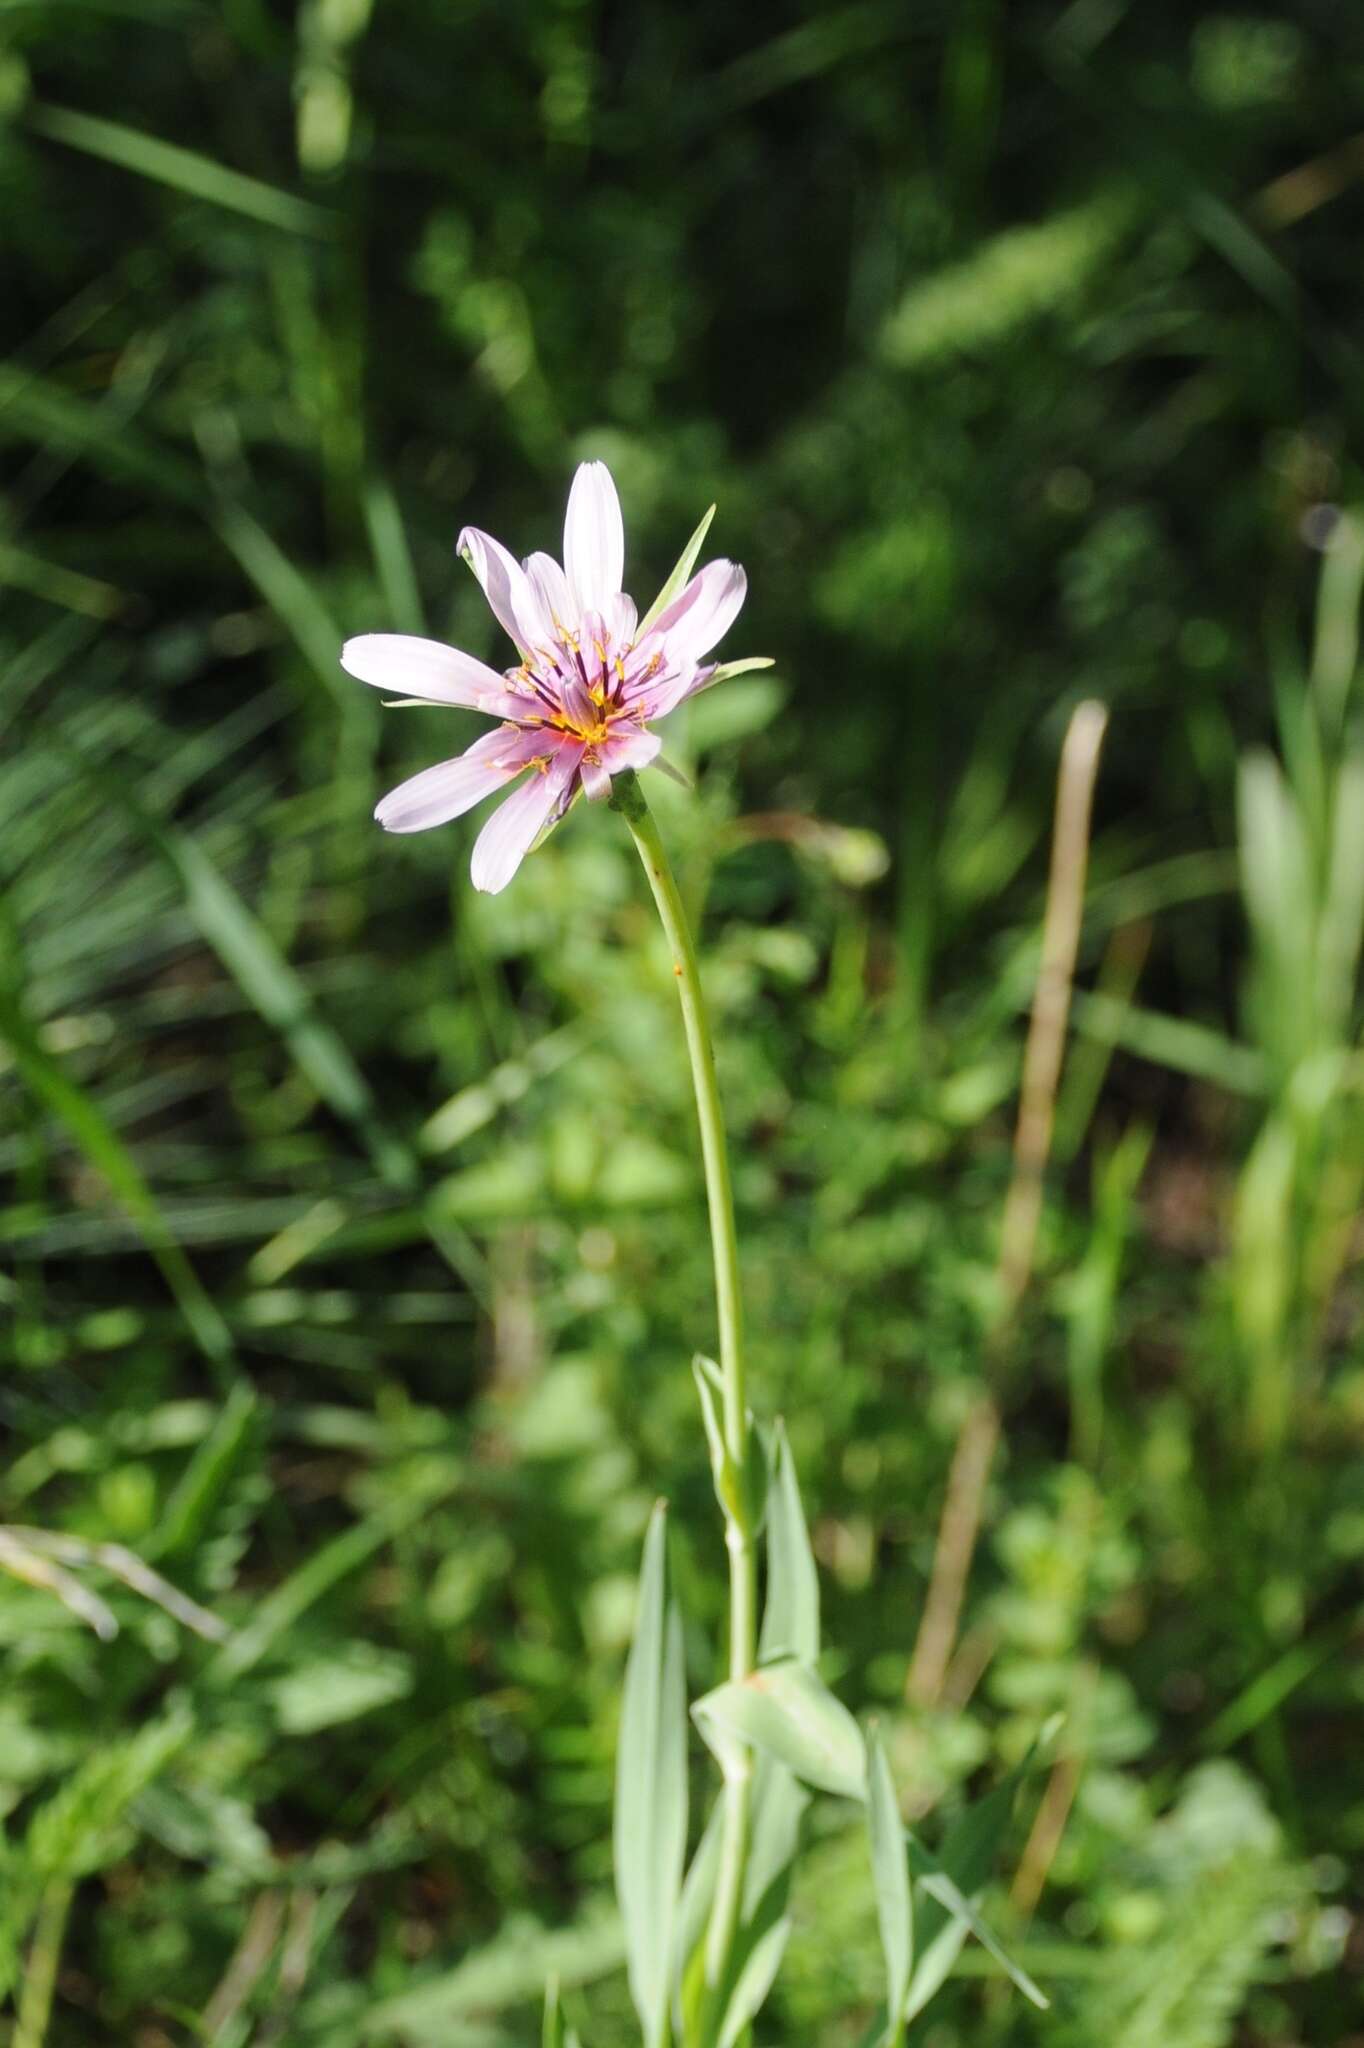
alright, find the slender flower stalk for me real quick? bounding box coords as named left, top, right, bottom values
left=608, top=770, right=756, bottom=2019
left=348, top=464, right=771, bottom=2037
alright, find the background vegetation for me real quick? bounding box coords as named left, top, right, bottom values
left=2, top=2, right=1363, bottom=2041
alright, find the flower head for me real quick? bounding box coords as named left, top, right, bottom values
left=342, top=462, right=759, bottom=892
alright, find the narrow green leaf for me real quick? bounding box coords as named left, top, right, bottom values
left=637, top=503, right=716, bottom=638
left=693, top=1659, right=863, bottom=1801
left=743, top=1754, right=809, bottom=1920
left=674, top=1754, right=808, bottom=2048
left=363, top=475, right=427, bottom=636
left=689, top=655, right=775, bottom=695
left=758, top=1419, right=819, bottom=1664
left=1310, top=506, right=1364, bottom=734
left=26, top=1711, right=192, bottom=1884
left=615, top=1503, right=689, bottom=2048
left=904, top=1762, right=1049, bottom=2017
left=208, top=1460, right=462, bottom=1683
left=692, top=1354, right=764, bottom=1533
left=674, top=1800, right=723, bottom=2043
left=717, top=1912, right=790, bottom=2048
left=211, top=500, right=350, bottom=699
left=0, top=362, right=199, bottom=503
left=1320, top=752, right=1364, bottom=1037
left=692, top=1355, right=729, bottom=1503
left=151, top=1380, right=258, bottom=1559
left=867, top=1726, right=912, bottom=2040
left=543, top=1973, right=567, bottom=2048
left=673, top=1749, right=808, bottom=2037
left=690, top=1682, right=1046, bottom=2020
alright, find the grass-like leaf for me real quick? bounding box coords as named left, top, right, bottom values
left=26, top=99, right=337, bottom=236
left=636, top=504, right=717, bottom=639
left=614, top=1502, right=688, bottom=2048
left=866, top=1725, right=912, bottom=2044
left=905, top=1775, right=1048, bottom=2016
left=757, top=1418, right=819, bottom=1665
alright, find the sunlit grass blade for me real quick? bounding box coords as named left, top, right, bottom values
left=26, top=100, right=337, bottom=236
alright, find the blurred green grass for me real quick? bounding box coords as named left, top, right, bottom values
left=2, top=3, right=1364, bottom=2042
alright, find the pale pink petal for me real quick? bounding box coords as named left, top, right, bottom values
left=598, top=727, right=662, bottom=775
left=575, top=609, right=605, bottom=693
left=580, top=756, right=612, bottom=802
left=607, top=591, right=638, bottom=648
left=524, top=550, right=576, bottom=635
left=574, top=681, right=607, bottom=731
left=458, top=526, right=554, bottom=654
left=375, top=727, right=546, bottom=835
left=342, top=634, right=527, bottom=718
left=563, top=462, right=624, bottom=620
left=648, top=560, right=747, bottom=667
left=626, top=662, right=706, bottom=723
left=470, top=744, right=584, bottom=893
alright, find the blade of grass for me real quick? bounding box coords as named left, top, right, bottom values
left=207, top=1458, right=463, bottom=1684
left=0, top=979, right=233, bottom=1374
left=362, top=476, right=427, bottom=637
left=25, top=100, right=338, bottom=237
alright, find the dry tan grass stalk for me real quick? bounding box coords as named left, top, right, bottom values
left=907, top=701, right=1108, bottom=1711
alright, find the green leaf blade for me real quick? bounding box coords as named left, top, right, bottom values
left=866, top=1726, right=912, bottom=2041
left=904, top=1758, right=1050, bottom=2018
left=758, top=1419, right=819, bottom=1665
left=614, top=1503, right=689, bottom=2048
left=693, top=1659, right=863, bottom=1801
left=637, top=504, right=716, bottom=638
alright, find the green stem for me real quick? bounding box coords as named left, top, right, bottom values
left=610, top=774, right=747, bottom=1444
left=610, top=772, right=756, bottom=2024
left=15, top=1880, right=73, bottom=2048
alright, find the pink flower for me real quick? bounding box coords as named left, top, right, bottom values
left=342, top=462, right=760, bottom=892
